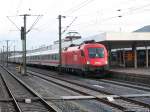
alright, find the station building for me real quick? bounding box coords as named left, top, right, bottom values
left=88, top=32, right=150, bottom=68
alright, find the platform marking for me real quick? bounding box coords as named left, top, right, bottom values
left=106, top=97, right=115, bottom=102
left=93, top=85, right=104, bottom=88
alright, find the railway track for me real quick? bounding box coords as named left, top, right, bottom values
left=97, top=79, right=150, bottom=92
left=0, top=71, right=15, bottom=112
left=27, top=68, right=150, bottom=112
left=0, top=65, right=61, bottom=112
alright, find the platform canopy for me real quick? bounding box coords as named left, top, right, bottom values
left=86, top=32, right=150, bottom=49
left=85, top=32, right=150, bottom=68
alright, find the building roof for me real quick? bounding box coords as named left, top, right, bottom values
left=87, top=32, right=150, bottom=49
left=134, top=25, right=150, bottom=32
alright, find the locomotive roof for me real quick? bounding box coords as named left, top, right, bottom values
left=64, top=43, right=105, bottom=51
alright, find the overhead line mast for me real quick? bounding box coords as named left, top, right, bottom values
left=19, top=14, right=42, bottom=75
left=7, top=14, right=42, bottom=75
left=58, top=15, right=66, bottom=74
left=19, top=14, right=29, bottom=75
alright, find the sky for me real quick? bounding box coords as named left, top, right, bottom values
left=0, top=0, right=150, bottom=51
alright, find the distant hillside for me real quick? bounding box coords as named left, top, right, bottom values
left=134, top=25, right=150, bottom=32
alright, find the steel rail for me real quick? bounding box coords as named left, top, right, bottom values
left=99, top=79, right=150, bottom=92
left=1, top=66, right=61, bottom=112
left=0, top=73, right=22, bottom=112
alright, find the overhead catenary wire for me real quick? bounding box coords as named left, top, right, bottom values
left=27, top=15, right=43, bottom=33
left=61, top=17, right=78, bottom=34
left=70, top=1, right=150, bottom=29
left=34, top=0, right=150, bottom=34
left=121, top=4, right=150, bottom=17
left=127, top=3, right=150, bottom=12
left=36, top=0, right=95, bottom=32
left=7, top=16, right=21, bottom=31
left=64, top=0, right=95, bottom=15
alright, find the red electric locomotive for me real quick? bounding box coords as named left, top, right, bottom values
left=62, top=41, right=108, bottom=75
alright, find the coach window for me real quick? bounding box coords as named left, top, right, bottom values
left=45, top=55, right=47, bottom=60
left=53, top=54, right=55, bottom=60
left=49, top=55, right=51, bottom=60
left=53, top=54, right=54, bottom=60
left=43, top=55, right=45, bottom=60
left=54, top=54, right=56, bottom=60
left=47, top=55, right=49, bottom=59
left=56, top=54, right=58, bottom=60
left=36, top=56, right=38, bottom=60
left=52, top=54, right=54, bottom=60
left=32, top=56, right=34, bottom=60
left=43, top=55, right=46, bottom=60
left=48, top=55, right=50, bottom=59
left=56, top=54, right=59, bottom=60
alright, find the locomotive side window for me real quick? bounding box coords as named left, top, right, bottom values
left=81, top=50, right=85, bottom=57
left=88, top=48, right=104, bottom=58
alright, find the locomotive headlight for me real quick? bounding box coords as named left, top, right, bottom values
left=105, top=60, right=108, bottom=64
left=87, top=61, right=90, bottom=64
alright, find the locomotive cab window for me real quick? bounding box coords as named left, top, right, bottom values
left=88, top=48, right=104, bottom=58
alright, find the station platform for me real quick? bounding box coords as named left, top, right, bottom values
left=109, top=67, right=150, bottom=85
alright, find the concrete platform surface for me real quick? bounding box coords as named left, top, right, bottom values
left=109, top=68, right=150, bottom=85
left=110, top=68, right=150, bottom=76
